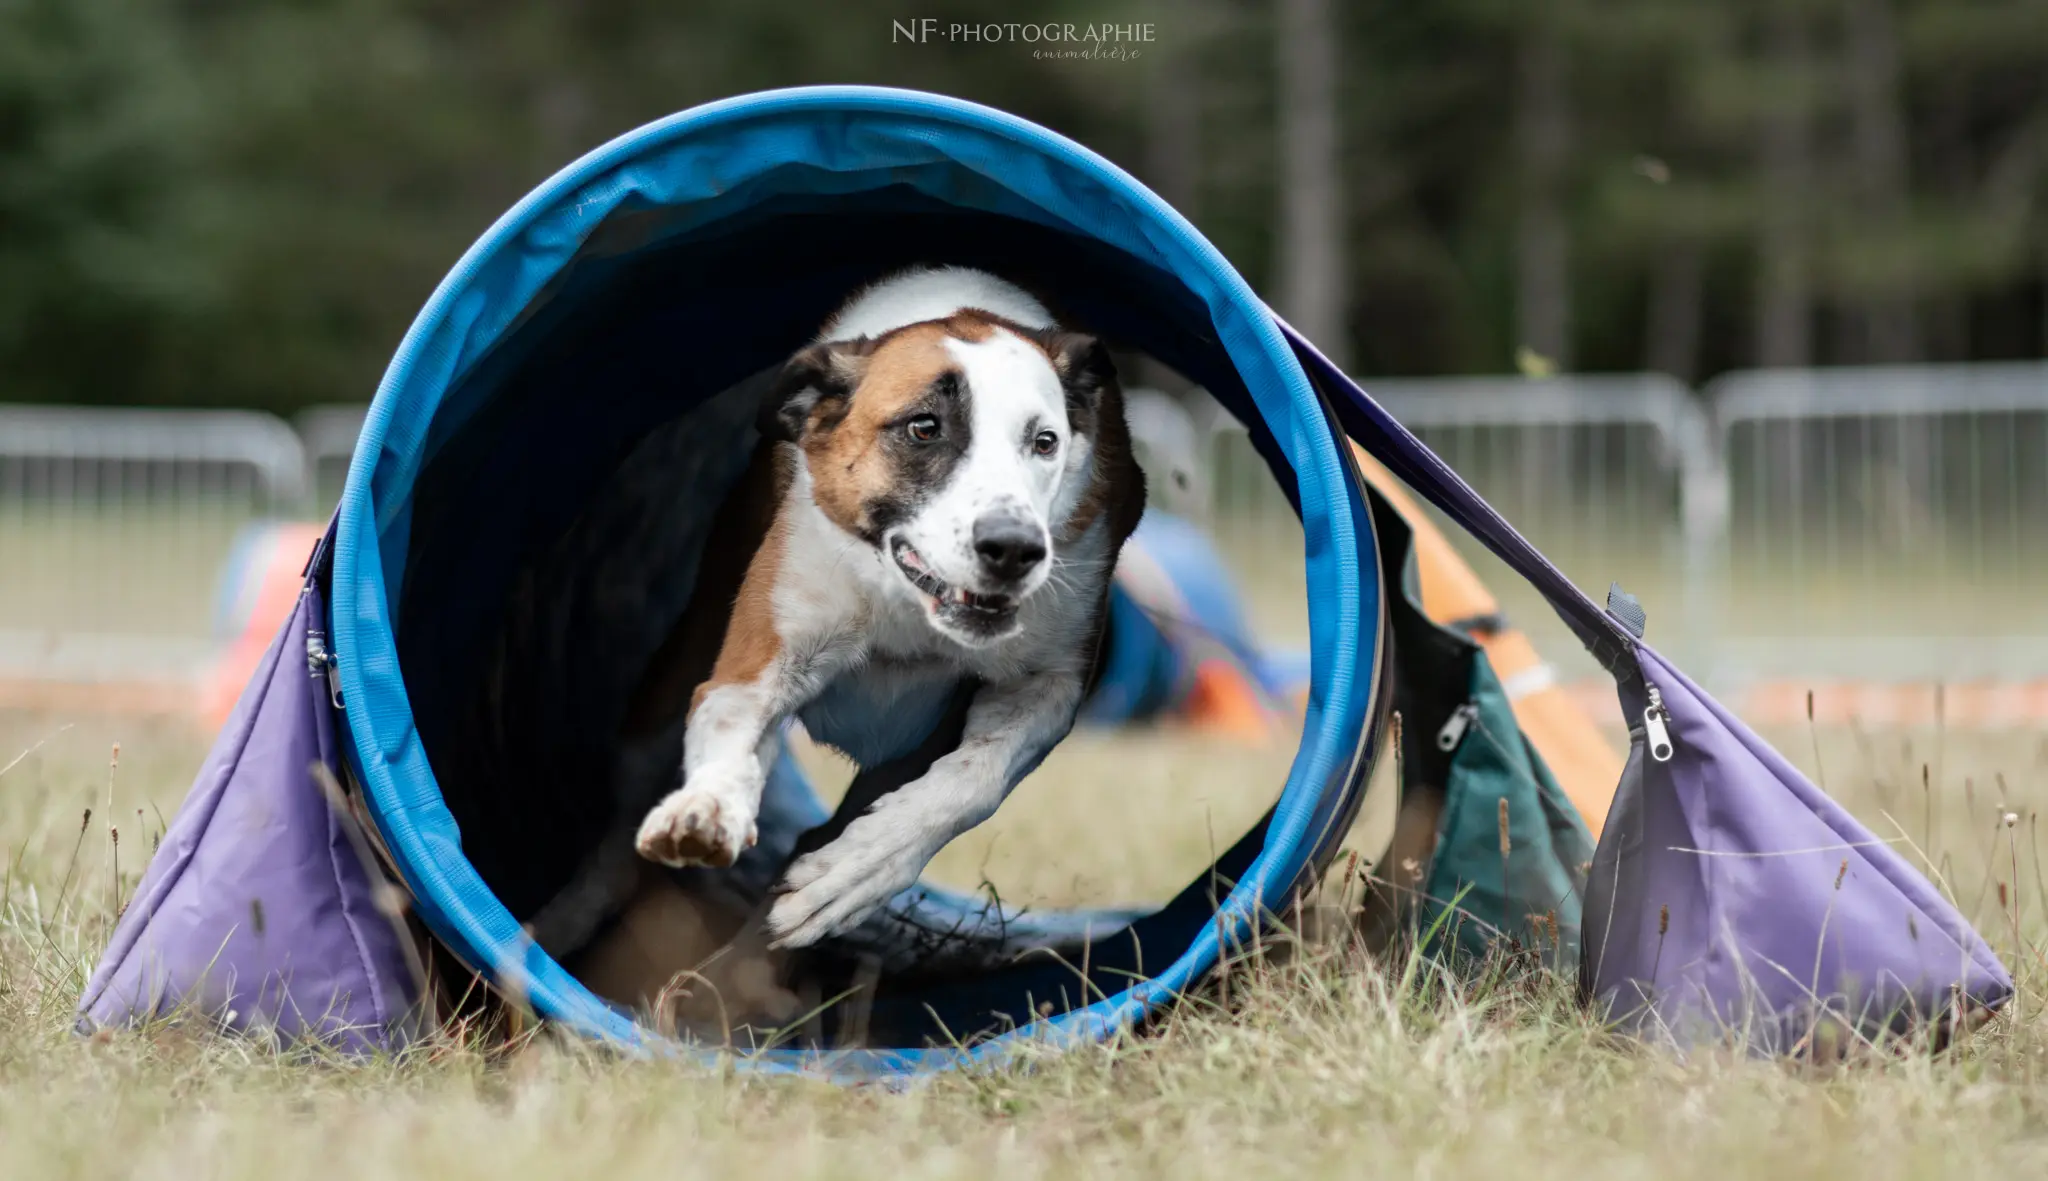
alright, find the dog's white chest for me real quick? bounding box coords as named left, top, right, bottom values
left=796, top=658, right=961, bottom=767
left=791, top=525, right=1107, bottom=767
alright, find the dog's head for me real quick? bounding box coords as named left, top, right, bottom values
left=763, top=309, right=1142, bottom=647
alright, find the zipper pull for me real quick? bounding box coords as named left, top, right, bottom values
left=306, top=627, right=344, bottom=711
left=1643, top=682, right=1674, bottom=763
left=1436, top=702, right=1478, bottom=752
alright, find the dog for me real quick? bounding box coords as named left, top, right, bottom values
left=622, top=265, right=1148, bottom=952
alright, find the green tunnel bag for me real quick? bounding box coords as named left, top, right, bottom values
left=1363, top=485, right=1595, bottom=968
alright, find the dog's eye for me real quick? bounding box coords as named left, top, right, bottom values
left=905, top=415, right=941, bottom=443
left=1033, top=430, right=1060, bottom=457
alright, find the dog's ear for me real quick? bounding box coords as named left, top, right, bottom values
left=1032, top=330, right=1118, bottom=418
left=761, top=338, right=875, bottom=443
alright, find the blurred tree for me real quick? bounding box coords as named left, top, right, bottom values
left=0, top=0, right=1157, bottom=410
left=1755, top=0, right=1820, bottom=367
left=1886, top=0, right=2048, bottom=360
left=1843, top=0, right=1920, bottom=362
left=1143, top=0, right=1205, bottom=220
left=1514, top=3, right=1574, bottom=371
left=0, top=0, right=213, bottom=402
left=1, top=0, right=2045, bottom=408
left=1275, top=0, right=1349, bottom=365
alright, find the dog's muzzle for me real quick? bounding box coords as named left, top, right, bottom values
left=889, top=536, right=1024, bottom=640
left=971, top=513, right=1047, bottom=585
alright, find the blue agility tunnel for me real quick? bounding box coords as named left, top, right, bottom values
left=337, top=85, right=1387, bottom=1072
left=81, top=84, right=2013, bottom=1081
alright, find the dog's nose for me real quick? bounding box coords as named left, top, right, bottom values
left=972, top=515, right=1047, bottom=582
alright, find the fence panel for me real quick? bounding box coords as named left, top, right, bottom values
left=1205, top=374, right=1714, bottom=679
left=296, top=404, right=368, bottom=513
left=0, top=405, right=309, bottom=688
left=1707, top=363, right=2048, bottom=685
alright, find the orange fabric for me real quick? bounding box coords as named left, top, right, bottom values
left=1353, top=446, right=1620, bottom=837
left=1182, top=658, right=1279, bottom=743
left=201, top=522, right=326, bottom=730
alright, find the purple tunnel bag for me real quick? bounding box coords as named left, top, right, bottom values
left=76, top=536, right=423, bottom=1053
left=1588, top=646, right=2010, bottom=1049
left=1286, top=323, right=2012, bottom=1051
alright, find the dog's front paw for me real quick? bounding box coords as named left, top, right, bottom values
left=764, top=812, right=938, bottom=948
left=635, top=782, right=759, bottom=869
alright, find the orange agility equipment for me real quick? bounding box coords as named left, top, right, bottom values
left=1352, top=445, right=1620, bottom=837
left=202, top=520, right=329, bottom=730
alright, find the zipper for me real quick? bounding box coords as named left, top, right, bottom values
left=1606, top=581, right=1676, bottom=763
left=1643, top=682, right=1674, bottom=763
left=306, top=620, right=344, bottom=710
left=1435, top=702, right=1478, bottom=753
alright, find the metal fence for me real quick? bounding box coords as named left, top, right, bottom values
left=1202, top=374, right=1721, bottom=681
left=1203, top=363, right=2048, bottom=690
left=3, top=360, right=2044, bottom=701
left=0, top=404, right=310, bottom=687
left=296, top=404, right=368, bottom=511
left=1367, top=375, right=1718, bottom=680
left=1708, top=364, right=2048, bottom=686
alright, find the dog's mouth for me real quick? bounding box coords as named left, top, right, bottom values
left=890, top=537, right=1019, bottom=633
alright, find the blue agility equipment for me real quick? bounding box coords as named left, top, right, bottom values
left=1087, top=510, right=1312, bottom=729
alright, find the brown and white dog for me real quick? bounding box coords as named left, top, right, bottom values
left=627, top=265, right=1147, bottom=950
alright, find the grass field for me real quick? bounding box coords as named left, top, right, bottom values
left=5, top=707, right=2048, bottom=1179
